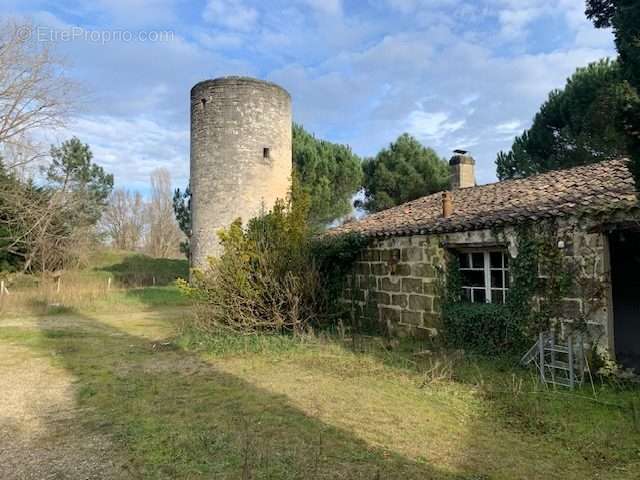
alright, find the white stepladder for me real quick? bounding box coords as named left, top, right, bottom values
left=521, top=331, right=586, bottom=389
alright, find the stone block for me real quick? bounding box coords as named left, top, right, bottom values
left=401, top=246, right=424, bottom=262
left=432, top=296, right=441, bottom=314
left=402, top=278, right=423, bottom=294
left=380, top=306, right=401, bottom=324
left=393, top=237, right=412, bottom=248
left=371, top=263, right=389, bottom=276
left=415, top=326, right=439, bottom=340
left=411, top=235, right=428, bottom=246
left=392, top=294, right=408, bottom=308
left=560, top=298, right=583, bottom=318
left=395, top=323, right=415, bottom=338
left=380, top=249, right=399, bottom=261
left=409, top=294, right=432, bottom=311
left=370, top=250, right=382, bottom=262
left=423, top=312, right=441, bottom=327
left=411, top=263, right=436, bottom=278
left=401, top=310, right=423, bottom=326
left=393, top=264, right=411, bottom=276
left=373, top=291, right=391, bottom=305
left=380, top=277, right=401, bottom=292
left=423, top=281, right=437, bottom=295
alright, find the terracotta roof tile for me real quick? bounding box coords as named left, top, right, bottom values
left=332, top=159, right=638, bottom=237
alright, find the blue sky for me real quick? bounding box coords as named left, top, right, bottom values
left=4, top=0, right=615, bottom=191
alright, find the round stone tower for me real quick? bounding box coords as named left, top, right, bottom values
left=190, top=76, right=292, bottom=269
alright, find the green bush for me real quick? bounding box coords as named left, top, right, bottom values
left=442, top=302, right=528, bottom=355
left=179, top=178, right=367, bottom=335
left=179, top=181, right=320, bottom=334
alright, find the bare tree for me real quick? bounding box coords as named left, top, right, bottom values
left=0, top=175, right=74, bottom=272
left=102, top=189, right=145, bottom=251
left=1, top=137, right=111, bottom=272
left=0, top=20, right=79, bottom=272
left=0, top=20, right=75, bottom=168
left=145, top=168, right=183, bottom=258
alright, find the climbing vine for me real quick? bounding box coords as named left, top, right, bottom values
left=442, top=220, right=578, bottom=355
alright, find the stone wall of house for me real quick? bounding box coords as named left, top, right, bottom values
left=341, top=221, right=612, bottom=349
left=552, top=221, right=610, bottom=345
left=342, top=234, right=447, bottom=338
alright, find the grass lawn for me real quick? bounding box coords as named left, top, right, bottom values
left=1, top=250, right=639, bottom=479
left=0, top=249, right=190, bottom=317
left=1, top=306, right=639, bottom=479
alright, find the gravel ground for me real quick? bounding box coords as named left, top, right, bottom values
left=0, top=319, right=125, bottom=480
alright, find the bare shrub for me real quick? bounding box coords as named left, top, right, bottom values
left=417, top=350, right=464, bottom=386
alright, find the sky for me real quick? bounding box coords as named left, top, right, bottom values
left=4, top=0, right=616, bottom=192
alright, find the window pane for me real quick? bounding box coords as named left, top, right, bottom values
left=459, top=252, right=470, bottom=268
left=505, top=274, right=510, bottom=289
left=491, top=289, right=505, bottom=304
left=472, top=252, right=484, bottom=269
left=490, top=270, right=504, bottom=288
left=490, top=251, right=503, bottom=268
left=503, top=254, right=509, bottom=268
left=473, top=288, right=486, bottom=303
left=461, top=270, right=485, bottom=287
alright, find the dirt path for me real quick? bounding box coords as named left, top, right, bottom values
left=0, top=317, right=126, bottom=480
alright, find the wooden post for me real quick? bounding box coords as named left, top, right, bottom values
left=0, top=280, right=8, bottom=297
left=56, top=276, right=61, bottom=294
left=153, top=276, right=156, bottom=286
left=107, top=277, right=112, bottom=291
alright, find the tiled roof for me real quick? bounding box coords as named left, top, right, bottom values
left=332, top=159, right=638, bottom=238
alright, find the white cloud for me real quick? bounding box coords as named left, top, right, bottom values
left=93, top=0, right=178, bottom=26
left=8, top=0, right=619, bottom=189
left=386, top=0, right=460, bottom=14
left=495, top=120, right=521, bottom=135
left=304, top=0, right=342, bottom=16
left=68, top=115, right=189, bottom=190
left=498, top=7, right=544, bottom=38
left=196, top=31, right=244, bottom=49
left=461, top=94, right=479, bottom=106
left=407, top=111, right=465, bottom=142
left=203, top=0, right=258, bottom=31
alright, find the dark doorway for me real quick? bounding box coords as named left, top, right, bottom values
left=610, top=230, right=640, bottom=371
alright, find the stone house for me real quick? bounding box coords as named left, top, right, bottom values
left=333, top=153, right=640, bottom=370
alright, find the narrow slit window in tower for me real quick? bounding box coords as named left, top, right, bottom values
left=201, top=98, right=207, bottom=109
left=263, top=147, right=270, bottom=159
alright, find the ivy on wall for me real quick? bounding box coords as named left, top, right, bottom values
left=311, top=232, right=369, bottom=324
left=442, top=221, right=578, bottom=355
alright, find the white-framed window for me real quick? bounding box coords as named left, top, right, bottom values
left=458, top=250, right=510, bottom=304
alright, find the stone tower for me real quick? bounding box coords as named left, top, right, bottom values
left=190, top=76, right=292, bottom=269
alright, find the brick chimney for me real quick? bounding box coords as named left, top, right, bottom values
left=442, top=191, right=453, bottom=217
left=449, top=149, right=475, bottom=189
